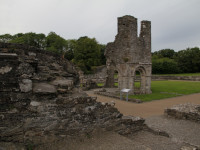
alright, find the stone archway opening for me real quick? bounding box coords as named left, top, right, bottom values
left=134, top=70, right=141, bottom=93
left=133, top=67, right=146, bottom=94
left=114, top=70, right=119, bottom=87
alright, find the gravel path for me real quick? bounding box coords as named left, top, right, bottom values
left=145, top=116, right=200, bottom=147
left=36, top=92, right=200, bottom=150
left=86, top=91, right=200, bottom=118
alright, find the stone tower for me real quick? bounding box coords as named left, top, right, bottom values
left=105, top=15, right=152, bottom=94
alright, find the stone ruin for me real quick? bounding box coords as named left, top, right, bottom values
left=165, top=103, right=200, bottom=123
left=0, top=42, right=145, bottom=149
left=105, top=15, right=152, bottom=94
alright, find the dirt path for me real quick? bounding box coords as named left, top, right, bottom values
left=86, top=91, right=200, bottom=118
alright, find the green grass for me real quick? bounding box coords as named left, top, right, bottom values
left=97, top=81, right=200, bottom=102
left=97, top=82, right=119, bottom=87
left=154, top=72, right=200, bottom=76
left=129, top=80, right=200, bottom=102
left=97, top=83, right=104, bottom=87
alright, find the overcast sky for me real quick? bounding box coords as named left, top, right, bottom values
left=0, top=0, right=200, bottom=51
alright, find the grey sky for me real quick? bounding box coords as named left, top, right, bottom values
left=0, top=0, right=200, bottom=51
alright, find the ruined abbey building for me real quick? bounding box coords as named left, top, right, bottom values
left=105, top=15, right=152, bottom=94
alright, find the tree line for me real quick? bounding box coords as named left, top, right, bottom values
left=152, top=48, right=200, bottom=74
left=0, top=32, right=106, bottom=74
left=1, top=32, right=200, bottom=74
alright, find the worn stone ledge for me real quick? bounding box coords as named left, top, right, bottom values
left=165, top=103, right=200, bottom=123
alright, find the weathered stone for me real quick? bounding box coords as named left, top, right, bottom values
left=165, top=103, right=200, bottom=123
left=104, top=15, right=152, bottom=94
left=82, top=79, right=98, bottom=90
left=52, top=78, right=73, bottom=87
left=0, top=42, right=145, bottom=147
left=28, top=52, right=36, bottom=56
left=19, top=79, right=32, bottom=92
left=181, top=146, right=197, bottom=150
left=79, top=66, right=107, bottom=84
left=33, top=83, right=57, bottom=94
left=30, top=101, right=41, bottom=107
left=0, top=142, right=25, bottom=150
left=0, top=66, right=12, bottom=74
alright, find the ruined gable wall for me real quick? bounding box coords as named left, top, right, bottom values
left=105, top=15, right=152, bottom=94
left=105, top=15, right=151, bottom=65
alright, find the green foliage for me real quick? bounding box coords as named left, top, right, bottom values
left=99, top=44, right=106, bottom=65
left=152, top=57, right=180, bottom=74
left=176, top=47, right=200, bottom=73
left=129, top=80, right=200, bottom=102
left=64, top=40, right=76, bottom=61
left=153, top=49, right=175, bottom=59
left=0, top=34, right=13, bottom=42
left=153, top=47, right=200, bottom=74
left=46, top=32, right=67, bottom=54
left=10, top=32, right=46, bottom=49
left=0, top=32, right=106, bottom=74
left=73, top=36, right=101, bottom=74
left=152, top=49, right=179, bottom=74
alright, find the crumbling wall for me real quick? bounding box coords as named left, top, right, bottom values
left=0, top=42, right=145, bottom=148
left=82, top=65, right=107, bottom=83
left=0, top=42, right=79, bottom=112
left=105, top=15, right=152, bottom=94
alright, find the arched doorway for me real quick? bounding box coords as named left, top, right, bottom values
left=114, top=70, right=119, bottom=88
left=134, top=70, right=141, bottom=93
left=134, top=67, right=146, bottom=94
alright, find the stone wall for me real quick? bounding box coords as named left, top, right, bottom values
left=80, top=65, right=107, bottom=84
left=0, top=42, right=145, bottom=148
left=105, top=15, right=152, bottom=94
left=151, top=75, right=200, bottom=81
left=165, top=103, right=200, bottom=123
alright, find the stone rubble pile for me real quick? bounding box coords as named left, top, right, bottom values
left=165, top=103, right=200, bottom=123
left=0, top=95, right=144, bottom=145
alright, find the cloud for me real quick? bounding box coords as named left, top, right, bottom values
left=0, top=0, right=200, bottom=51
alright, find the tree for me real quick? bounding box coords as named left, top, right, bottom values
left=73, top=36, right=101, bottom=74
left=10, top=32, right=46, bottom=49
left=176, top=47, right=200, bottom=73
left=153, top=49, right=176, bottom=59
left=99, top=44, right=106, bottom=65
left=0, top=34, right=13, bottom=43
left=0, top=32, right=107, bottom=74
left=152, top=57, right=180, bottom=74
left=46, top=32, right=67, bottom=54
left=64, top=39, right=76, bottom=61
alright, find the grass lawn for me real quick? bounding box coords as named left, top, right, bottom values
left=129, top=80, right=200, bottom=102
left=97, top=81, right=200, bottom=102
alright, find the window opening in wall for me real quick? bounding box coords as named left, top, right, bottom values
left=114, top=70, right=118, bottom=87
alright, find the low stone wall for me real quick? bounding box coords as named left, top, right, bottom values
left=81, top=75, right=200, bottom=86
left=83, top=74, right=106, bottom=83
left=94, top=89, right=142, bottom=103
left=152, top=75, right=200, bottom=81
left=165, top=103, right=200, bottom=123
